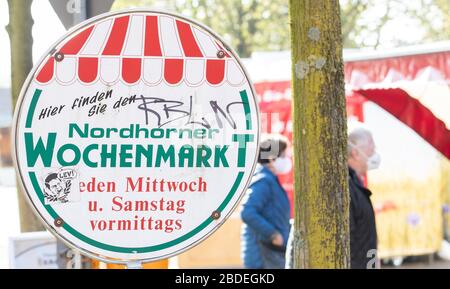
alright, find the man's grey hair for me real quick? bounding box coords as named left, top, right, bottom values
left=347, top=121, right=373, bottom=156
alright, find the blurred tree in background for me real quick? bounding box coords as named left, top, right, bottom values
left=113, top=0, right=289, bottom=57
left=340, top=0, right=450, bottom=49
left=6, top=0, right=45, bottom=232
left=113, top=0, right=450, bottom=56
left=174, top=0, right=289, bottom=57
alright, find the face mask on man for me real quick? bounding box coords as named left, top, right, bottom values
left=365, top=152, right=381, bottom=170
left=350, top=143, right=381, bottom=170
left=272, top=156, right=292, bottom=174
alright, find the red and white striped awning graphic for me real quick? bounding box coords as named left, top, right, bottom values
left=35, top=13, right=246, bottom=86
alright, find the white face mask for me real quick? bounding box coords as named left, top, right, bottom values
left=349, top=142, right=381, bottom=171
left=272, top=156, right=292, bottom=174
left=366, top=152, right=381, bottom=170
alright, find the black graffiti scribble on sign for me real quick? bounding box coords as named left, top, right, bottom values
left=137, top=95, right=245, bottom=130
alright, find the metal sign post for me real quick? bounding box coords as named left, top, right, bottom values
left=126, top=261, right=143, bottom=269
left=49, top=0, right=115, bottom=30
left=49, top=0, right=116, bottom=268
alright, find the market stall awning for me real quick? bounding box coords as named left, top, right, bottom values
left=35, top=14, right=245, bottom=86
left=346, top=48, right=450, bottom=159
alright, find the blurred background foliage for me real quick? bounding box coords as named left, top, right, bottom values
left=112, top=0, right=450, bottom=57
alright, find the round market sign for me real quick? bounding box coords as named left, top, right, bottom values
left=13, top=10, right=259, bottom=263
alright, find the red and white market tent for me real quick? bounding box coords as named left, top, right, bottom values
left=345, top=42, right=450, bottom=160
left=242, top=42, right=450, bottom=211
left=243, top=42, right=450, bottom=159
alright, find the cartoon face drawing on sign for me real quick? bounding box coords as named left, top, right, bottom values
left=43, top=168, right=78, bottom=204
left=44, top=173, right=67, bottom=203
left=13, top=10, right=259, bottom=263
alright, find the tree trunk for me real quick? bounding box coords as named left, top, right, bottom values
left=7, top=0, right=45, bottom=232
left=289, top=0, right=350, bottom=268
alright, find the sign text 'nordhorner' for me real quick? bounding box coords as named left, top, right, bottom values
left=13, top=10, right=259, bottom=262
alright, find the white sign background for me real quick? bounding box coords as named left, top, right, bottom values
left=13, top=10, right=259, bottom=263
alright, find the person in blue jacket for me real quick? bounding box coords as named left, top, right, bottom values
left=240, top=133, right=292, bottom=269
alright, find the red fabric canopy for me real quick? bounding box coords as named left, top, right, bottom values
left=355, top=87, right=450, bottom=159
left=347, top=49, right=450, bottom=159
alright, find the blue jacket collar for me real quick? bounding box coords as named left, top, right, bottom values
left=255, top=164, right=277, bottom=180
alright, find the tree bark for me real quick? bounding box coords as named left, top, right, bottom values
left=289, top=0, right=350, bottom=268
left=7, top=0, right=45, bottom=232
